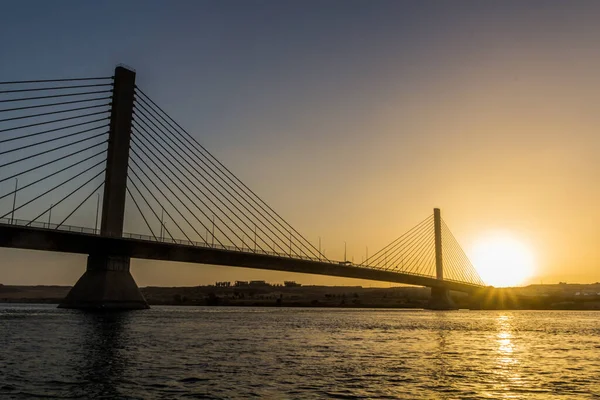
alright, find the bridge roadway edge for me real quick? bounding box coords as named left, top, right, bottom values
left=0, top=224, right=483, bottom=297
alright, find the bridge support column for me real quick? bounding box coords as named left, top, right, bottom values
left=429, top=287, right=456, bottom=310
left=59, top=255, right=148, bottom=310
left=427, top=208, right=457, bottom=310
left=59, top=66, right=148, bottom=310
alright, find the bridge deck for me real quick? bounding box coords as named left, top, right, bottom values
left=0, top=222, right=484, bottom=294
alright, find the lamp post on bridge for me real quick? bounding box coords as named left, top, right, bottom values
left=94, top=193, right=100, bottom=234
left=211, top=214, right=215, bottom=247
left=10, top=178, right=18, bottom=225
left=318, top=236, right=321, bottom=261
left=160, top=207, right=164, bottom=241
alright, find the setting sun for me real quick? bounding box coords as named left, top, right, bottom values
left=471, top=234, right=535, bottom=287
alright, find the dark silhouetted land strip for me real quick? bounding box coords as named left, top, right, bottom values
left=2, top=282, right=600, bottom=310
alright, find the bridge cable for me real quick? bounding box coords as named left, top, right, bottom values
left=379, top=218, right=434, bottom=270
left=0, top=159, right=106, bottom=220
left=362, top=214, right=433, bottom=267
left=131, top=129, right=265, bottom=252
left=127, top=166, right=185, bottom=243
left=130, top=128, right=233, bottom=245
left=26, top=168, right=106, bottom=226
left=424, top=238, right=437, bottom=278
left=0, top=90, right=113, bottom=104
left=135, top=88, right=327, bottom=260
left=364, top=215, right=433, bottom=268
left=414, top=231, right=437, bottom=276
left=443, top=228, right=472, bottom=283
left=126, top=173, right=176, bottom=241
left=126, top=186, right=158, bottom=240
left=380, top=220, right=431, bottom=272
left=438, top=223, right=460, bottom=280
left=442, top=219, right=483, bottom=285
left=0, top=123, right=109, bottom=156
left=0, top=132, right=108, bottom=169
left=369, top=214, right=433, bottom=261
left=132, top=121, right=260, bottom=249
left=127, top=157, right=202, bottom=245
left=0, top=77, right=113, bottom=85
left=382, top=220, right=434, bottom=273
left=441, top=219, right=484, bottom=285
left=0, top=116, right=109, bottom=145
left=55, top=181, right=104, bottom=230
left=0, top=110, right=110, bottom=134
left=415, top=235, right=435, bottom=277
left=133, top=102, right=316, bottom=259
left=378, top=219, right=433, bottom=272
left=132, top=117, right=294, bottom=256
left=441, top=236, right=463, bottom=282
left=132, top=109, right=300, bottom=256
left=138, top=91, right=326, bottom=259
left=389, top=221, right=434, bottom=274
left=364, top=219, right=430, bottom=269
left=443, top=242, right=464, bottom=282
left=0, top=103, right=110, bottom=124
left=402, top=227, right=436, bottom=275
left=128, top=156, right=199, bottom=244
left=129, top=142, right=227, bottom=247
left=0, top=141, right=107, bottom=185
left=0, top=150, right=106, bottom=202
left=0, top=83, right=113, bottom=94
left=400, top=230, right=432, bottom=275
left=0, top=96, right=112, bottom=114
left=439, top=224, right=468, bottom=282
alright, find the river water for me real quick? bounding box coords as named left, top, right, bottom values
left=1, top=305, right=599, bottom=399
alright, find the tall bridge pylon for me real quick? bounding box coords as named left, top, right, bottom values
left=431, top=208, right=455, bottom=309
left=59, top=67, right=148, bottom=309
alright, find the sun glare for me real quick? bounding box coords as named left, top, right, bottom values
left=470, top=234, right=535, bottom=287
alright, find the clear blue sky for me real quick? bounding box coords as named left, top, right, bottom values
left=1, top=1, right=599, bottom=286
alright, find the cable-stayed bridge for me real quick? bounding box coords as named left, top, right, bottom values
left=0, top=66, right=486, bottom=310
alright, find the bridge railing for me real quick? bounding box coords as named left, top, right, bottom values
left=0, top=217, right=99, bottom=235
left=0, top=217, right=328, bottom=262
left=0, top=217, right=482, bottom=288
left=121, top=231, right=329, bottom=263
left=122, top=231, right=478, bottom=286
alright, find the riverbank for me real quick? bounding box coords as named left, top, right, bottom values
left=2, top=283, right=600, bottom=310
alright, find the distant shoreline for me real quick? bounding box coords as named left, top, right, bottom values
left=2, top=283, right=600, bottom=310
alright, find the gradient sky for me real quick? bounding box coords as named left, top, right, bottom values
left=1, top=0, right=599, bottom=287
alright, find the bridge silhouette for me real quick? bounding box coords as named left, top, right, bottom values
left=0, top=66, right=486, bottom=310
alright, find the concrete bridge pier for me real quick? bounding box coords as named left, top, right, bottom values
left=428, top=287, right=457, bottom=310
left=59, top=255, right=148, bottom=310
left=426, top=208, right=457, bottom=310
left=59, top=66, right=148, bottom=310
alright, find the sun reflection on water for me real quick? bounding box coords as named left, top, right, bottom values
left=496, top=315, right=516, bottom=365
left=494, top=314, right=525, bottom=396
